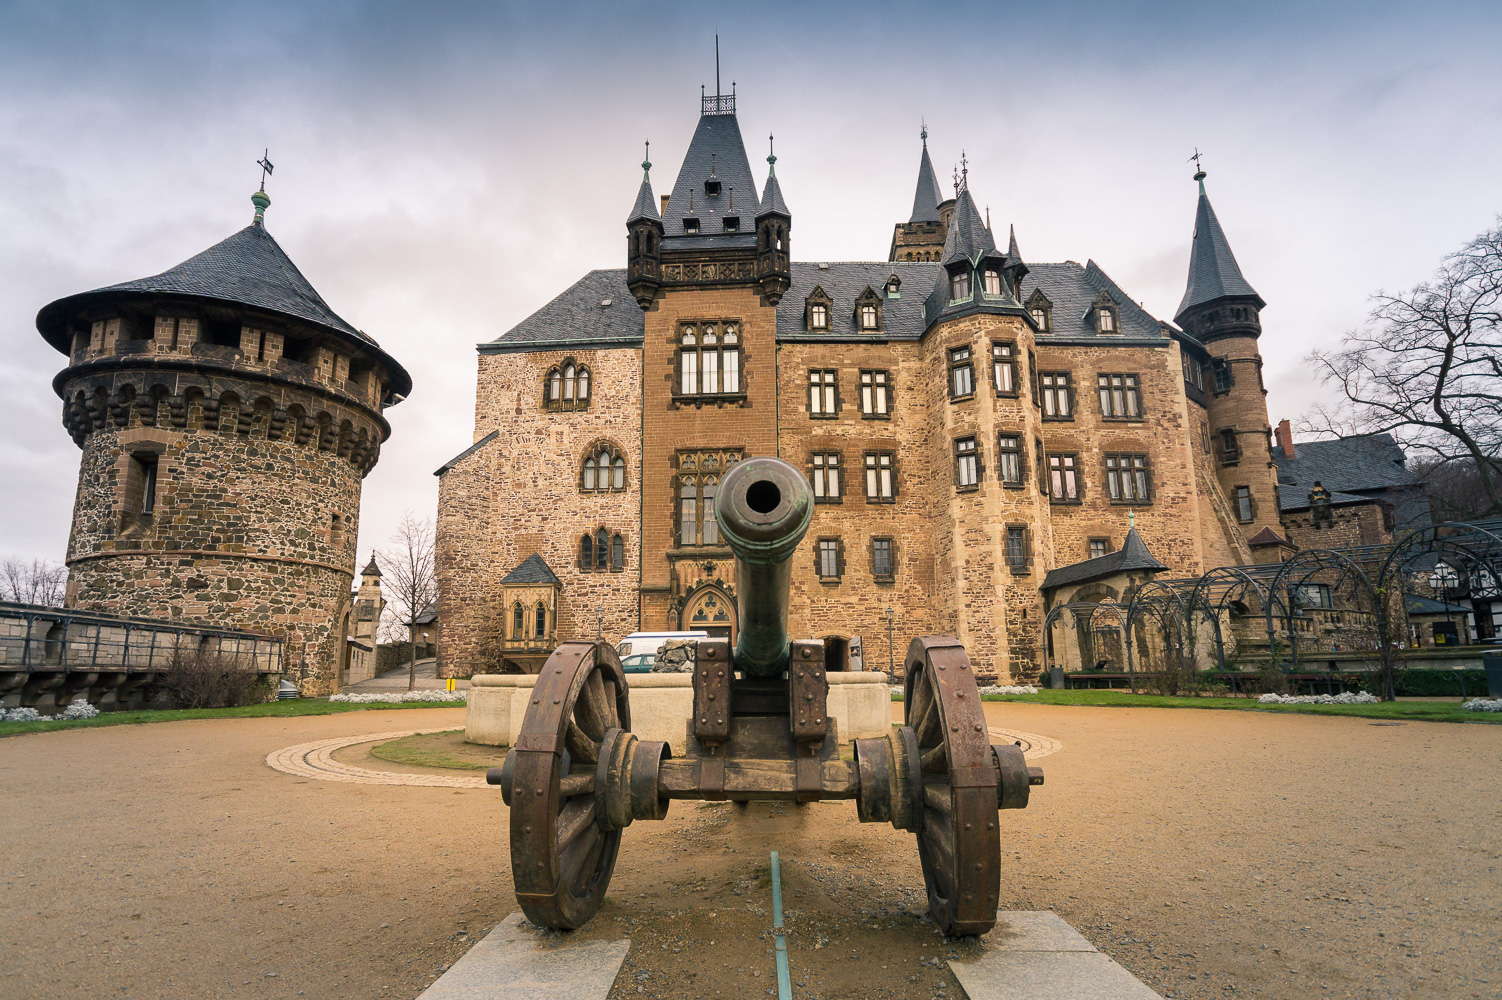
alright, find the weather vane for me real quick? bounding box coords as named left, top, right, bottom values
left=1189, top=148, right=1205, bottom=179
left=257, top=149, right=274, bottom=192
left=960, top=150, right=968, bottom=191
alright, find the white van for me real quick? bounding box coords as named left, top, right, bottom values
left=615, top=631, right=709, bottom=673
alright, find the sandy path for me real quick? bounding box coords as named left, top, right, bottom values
left=1, top=703, right=1498, bottom=1000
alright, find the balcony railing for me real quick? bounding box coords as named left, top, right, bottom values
left=701, top=92, right=735, bottom=116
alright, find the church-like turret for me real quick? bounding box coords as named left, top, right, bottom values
left=754, top=136, right=790, bottom=305
left=889, top=127, right=950, bottom=262
left=626, top=144, right=663, bottom=310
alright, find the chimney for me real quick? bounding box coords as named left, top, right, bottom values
left=660, top=194, right=670, bottom=217
left=1276, top=419, right=1295, bottom=460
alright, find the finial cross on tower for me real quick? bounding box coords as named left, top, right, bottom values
left=1189, top=147, right=1206, bottom=181
left=921, top=119, right=928, bottom=146
left=767, top=132, right=776, bottom=170
left=960, top=150, right=968, bottom=191
left=642, top=139, right=651, bottom=175
left=256, top=148, right=274, bottom=192
left=952, top=163, right=960, bottom=196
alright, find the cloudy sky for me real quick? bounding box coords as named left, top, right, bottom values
left=2, top=0, right=1499, bottom=567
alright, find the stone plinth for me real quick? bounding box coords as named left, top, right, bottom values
left=466, top=670, right=892, bottom=753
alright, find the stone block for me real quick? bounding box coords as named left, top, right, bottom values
left=418, top=912, right=628, bottom=1000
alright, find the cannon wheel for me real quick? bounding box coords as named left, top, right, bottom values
left=904, top=637, right=1002, bottom=936
left=510, top=640, right=631, bottom=929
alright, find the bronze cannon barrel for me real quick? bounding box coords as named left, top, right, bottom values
left=714, top=456, right=814, bottom=677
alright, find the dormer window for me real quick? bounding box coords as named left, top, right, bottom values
left=854, top=287, right=883, bottom=332
left=1097, top=309, right=1116, bottom=333
left=683, top=217, right=700, bottom=235
left=704, top=178, right=721, bottom=198
left=1091, top=290, right=1120, bottom=334
left=860, top=304, right=878, bottom=330
left=810, top=304, right=828, bottom=329
left=982, top=268, right=1003, bottom=296
left=886, top=275, right=901, bottom=298
left=1026, top=289, right=1052, bottom=333
left=949, top=268, right=971, bottom=302
left=723, top=216, right=740, bottom=232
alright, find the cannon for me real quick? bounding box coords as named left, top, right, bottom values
left=489, top=456, right=1043, bottom=935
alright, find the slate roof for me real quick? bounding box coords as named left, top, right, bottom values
left=775, top=262, right=940, bottom=341
left=1020, top=261, right=1170, bottom=342
left=909, top=143, right=944, bottom=223
left=1273, top=433, right=1431, bottom=526
left=434, top=429, right=500, bottom=476
left=760, top=167, right=790, bottom=218
left=1041, top=528, right=1168, bottom=591
left=361, top=554, right=382, bottom=577
left=478, top=271, right=643, bottom=353
left=627, top=168, right=659, bottom=224
left=500, top=552, right=561, bottom=586
left=1175, top=180, right=1262, bottom=321
left=1404, top=594, right=1471, bottom=615
left=660, top=111, right=760, bottom=247
left=36, top=220, right=408, bottom=384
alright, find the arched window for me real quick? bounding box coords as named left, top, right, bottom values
left=611, top=533, right=624, bottom=572
left=512, top=601, right=524, bottom=638
left=581, top=444, right=626, bottom=492
left=577, top=366, right=589, bottom=400
left=580, top=532, right=593, bottom=570
left=595, top=528, right=609, bottom=571
left=563, top=364, right=576, bottom=401
left=678, top=322, right=742, bottom=397
left=535, top=602, right=547, bottom=637
left=544, top=360, right=591, bottom=411
left=549, top=369, right=562, bottom=401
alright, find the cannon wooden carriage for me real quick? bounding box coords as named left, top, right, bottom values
left=488, top=456, right=1043, bottom=935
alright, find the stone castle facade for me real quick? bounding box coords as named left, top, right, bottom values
left=36, top=189, right=411, bottom=694
left=435, top=91, right=1281, bottom=682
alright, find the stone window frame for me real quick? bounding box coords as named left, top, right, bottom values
left=674, top=450, right=740, bottom=549
left=953, top=435, right=981, bottom=492
left=869, top=536, right=898, bottom=584
left=947, top=264, right=973, bottom=303
left=997, top=433, right=1025, bottom=488
left=991, top=340, right=1019, bottom=397
left=808, top=451, right=843, bottom=504
left=580, top=442, right=628, bottom=493
left=1216, top=427, right=1242, bottom=466
left=1234, top=485, right=1256, bottom=523
left=1091, top=290, right=1120, bottom=334
left=1047, top=452, right=1082, bottom=504
left=808, top=368, right=840, bottom=419
left=113, top=429, right=176, bottom=533
left=948, top=345, right=975, bottom=401
left=1210, top=357, right=1234, bottom=395
left=543, top=357, right=592, bottom=412
left=859, top=369, right=892, bottom=419
left=981, top=266, right=1004, bottom=297
left=885, top=274, right=902, bottom=299
left=815, top=536, right=845, bottom=583
left=674, top=320, right=745, bottom=402
left=1097, top=373, right=1143, bottom=420
left=535, top=602, right=548, bottom=637
left=579, top=527, right=628, bottom=573
left=855, top=286, right=883, bottom=332
left=1005, top=524, right=1033, bottom=574
left=1026, top=289, right=1052, bottom=333
left=1087, top=537, right=1113, bottom=559
left=512, top=601, right=525, bottom=639
left=1028, top=349, right=1041, bottom=405
left=863, top=450, right=898, bottom=504
left=1104, top=453, right=1153, bottom=504
left=805, top=286, right=833, bottom=332
left=1040, top=371, right=1074, bottom=421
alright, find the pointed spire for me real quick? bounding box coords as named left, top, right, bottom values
left=1175, top=168, right=1262, bottom=322
left=362, top=553, right=382, bottom=578
left=909, top=128, right=943, bottom=223
left=759, top=134, right=790, bottom=218
left=766, top=133, right=776, bottom=175
left=626, top=140, right=660, bottom=224
left=939, top=186, right=996, bottom=266
left=1007, top=223, right=1021, bottom=261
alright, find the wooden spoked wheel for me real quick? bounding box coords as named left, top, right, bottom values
left=903, top=636, right=1002, bottom=936
left=510, top=641, right=631, bottom=930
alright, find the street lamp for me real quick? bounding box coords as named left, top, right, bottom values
left=596, top=605, right=604, bottom=639
left=885, top=605, right=895, bottom=676
left=1429, top=563, right=1459, bottom=646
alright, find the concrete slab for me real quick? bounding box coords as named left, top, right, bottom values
left=950, top=911, right=1162, bottom=1000
left=418, top=913, right=629, bottom=1000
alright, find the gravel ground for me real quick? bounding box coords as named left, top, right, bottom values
left=1, top=703, right=1498, bottom=1000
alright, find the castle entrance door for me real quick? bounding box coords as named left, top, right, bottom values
left=682, top=587, right=735, bottom=643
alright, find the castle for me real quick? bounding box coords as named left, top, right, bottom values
left=434, top=88, right=1283, bottom=682
left=35, top=188, right=410, bottom=694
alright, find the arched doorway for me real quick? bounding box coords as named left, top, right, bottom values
left=682, top=586, right=735, bottom=642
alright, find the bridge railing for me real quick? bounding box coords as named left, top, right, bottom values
left=0, top=602, right=283, bottom=675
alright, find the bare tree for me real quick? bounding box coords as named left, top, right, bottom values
left=377, top=512, right=438, bottom=691
left=0, top=558, right=67, bottom=606
left=1305, top=220, right=1502, bottom=517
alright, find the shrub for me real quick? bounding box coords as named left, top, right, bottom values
left=157, top=648, right=271, bottom=709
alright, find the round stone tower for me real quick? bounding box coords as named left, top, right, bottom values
left=34, top=189, right=411, bottom=694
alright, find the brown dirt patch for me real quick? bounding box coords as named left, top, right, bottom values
left=0, top=703, right=1498, bottom=999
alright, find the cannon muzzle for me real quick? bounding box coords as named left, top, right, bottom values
left=715, top=456, right=813, bottom=677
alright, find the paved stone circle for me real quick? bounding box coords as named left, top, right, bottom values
left=268, top=726, right=1062, bottom=787
left=265, top=729, right=491, bottom=788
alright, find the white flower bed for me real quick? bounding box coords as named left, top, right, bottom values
left=1462, top=698, right=1502, bottom=712
left=328, top=689, right=467, bottom=704
left=1257, top=691, right=1379, bottom=706
left=890, top=683, right=1039, bottom=698
left=2, top=701, right=100, bottom=722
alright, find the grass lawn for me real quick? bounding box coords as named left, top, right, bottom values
left=369, top=729, right=495, bottom=771
left=928, top=688, right=1499, bottom=724
left=0, top=697, right=467, bottom=738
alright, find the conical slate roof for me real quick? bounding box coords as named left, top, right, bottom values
left=909, top=143, right=944, bottom=223
left=36, top=212, right=412, bottom=396
left=940, top=187, right=996, bottom=266
left=759, top=167, right=790, bottom=218
left=361, top=554, right=382, bottom=577
left=1007, top=224, right=1022, bottom=262
left=626, top=167, right=659, bottom=225
left=500, top=552, right=561, bottom=586
left=1175, top=178, right=1262, bottom=321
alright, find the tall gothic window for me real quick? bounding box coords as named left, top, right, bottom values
left=678, top=477, right=720, bottom=545
left=948, top=346, right=974, bottom=399
left=535, top=603, right=547, bottom=637
left=544, top=359, right=591, bottom=410
left=512, top=601, right=524, bottom=638
left=581, top=444, right=627, bottom=492
left=679, top=322, right=741, bottom=396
